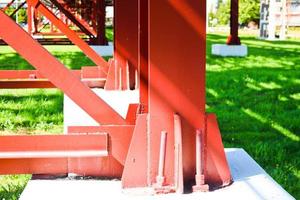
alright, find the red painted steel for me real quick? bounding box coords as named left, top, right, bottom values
left=0, top=11, right=126, bottom=125
left=67, top=125, right=134, bottom=165
left=138, top=0, right=149, bottom=110
left=49, top=0, right=97, bottom=37
left=0, top=0, right=232, bottom=194
left=0, top=70, right=81, bottom=79
left=121, top=114, right=148, bottom=188
left=68, top=156, right=124, bottom=177
left=108, top=0, right=138, bottom=90
left=205, top=114, right=232, bottom=187
left=0, top=68, right=106, bottom=89
left=27, top=4, right=33, bottom=34
left=0, top=79, right=106, bottom=89
left=147, top=0, right=206, bottom=189
left=0, top=134, right=107, bottom=156
left=192, top=130, right=209, bottom=192
left=173, top=114, right=184, bottom=193
left=0, top=38, right=92, bottom=45
left=155, top=131, right=167, bottom=187
left=26, top=0, right=108, bottom=71
left=0, top=70, right=74, bottom=88
left=24, top=0, right=107, bottom=45
left=227, top=0, right=241, bottom=45
left=0, top=80, right=55, bottom=88
left=122, top=0, right=231, bottom=193
left=0, top=134, right=109, bottom=174
left=67, top=125, right=134, bottom=177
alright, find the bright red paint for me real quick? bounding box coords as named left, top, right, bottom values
left=0, top=0, right=232, bottom=193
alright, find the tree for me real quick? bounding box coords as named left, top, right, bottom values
left=215, top=0, right=260, bottom=26
left=215, top=0, right=230, bottom=25
left=239, top=0, right=260, bottom=25
left=5, top=7, right=27, bottom=24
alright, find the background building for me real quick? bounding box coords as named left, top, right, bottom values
left=260, top=0, right=300, bottom=39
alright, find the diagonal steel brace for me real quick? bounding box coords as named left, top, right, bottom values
left=26, top=0, right=108, bottom=73
left=0, top=10, right=126, bottom=125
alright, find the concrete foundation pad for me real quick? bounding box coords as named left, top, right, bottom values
left=20, top=149, right=295, bottom=200
left=64, top=89, right=139, bottom=132
left=90, top=42, right=113, bottom=56
left=212, top=44, right=248, bottom=57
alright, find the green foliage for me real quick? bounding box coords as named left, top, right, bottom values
left=215, top=0, right=230, bottom=25
left=106, top=27, right=113, bottom=42
left=215, top=0, right=260, bottom=26
left=239, top=0, right=260, bottom=25
left=0, top=175, right=30, bottom=200
left=4, top=7, right=27, bottom=24
left=206, top=34, right=300, bottom=199
left=17, top=8, right=27, bottom=24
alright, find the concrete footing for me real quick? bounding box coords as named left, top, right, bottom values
left=63, top=89, right=139, bottom=132
left=212, top=44, right=248, bottom=57
left=20, top=149, right=295, bottom=200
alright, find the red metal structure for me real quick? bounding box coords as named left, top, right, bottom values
left=1, top=0, right=109, bottom=45
left=227, top=0, right=241, bottom=45
left=0, top=0, right=232, bottom=193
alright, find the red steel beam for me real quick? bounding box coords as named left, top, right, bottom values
left=0, top=134, right=108, bottom=159
left=147, top=0, right=206, bottom=188
left=0, top=134, right=123, bottom=176
left=27, top=4, right=33, bottom=34
left=0, top=37, right=90, bottom=45
left=0, top=79, right=55, bottom=88
left=0, top=11, right=126, bottom=125
left=113, top=0, right=138, bottom=90
left=0, top=70, right=75, bottom=88
left=48, top=0, right=97, bottom=37
left=68, top=125, right=135, bottom=165
left=123, top=1, right=231, bottom=192
left=138, top=0, right=148, bottom=111
left=26, top=0, right=108, bottom=72
left=0, top=69, right=107, bottom=88
left=0, top=79, right=106, bottom=89
left=0, top=70, right=80, bottom=79
left=0, top=155, right=123, bottom=176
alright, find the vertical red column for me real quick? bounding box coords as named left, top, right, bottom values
left=148, top=0, right=206, bottom=187
left=27, top=4, right=32, bottom=35
left=227, top=0, right=241, bottom=45
left=138, top=0, right=148, bottom=110
left=50, top=4, right=54, bottom=33
left=33, top=9, right=38, bottom=33
left=122, top=0, right=231, bottom=191
left=114, top=0, right=138, bottom=90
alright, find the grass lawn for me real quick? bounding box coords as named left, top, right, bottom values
left=0, top=33, right=299, bottom=199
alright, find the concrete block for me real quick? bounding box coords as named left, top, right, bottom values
left=64, top=89, right=139, bottom=132
left=20, top=149, right=295, bottom=200
left=212, top=44, right=248, bottom=57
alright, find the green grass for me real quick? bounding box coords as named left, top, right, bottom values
left=0, top=34, right=299, bottom=199
left=0, top=45, right=96, bottom=200
left=206, top=34, right=300, bottom=198
left=0, top=175, right=30, bottom=200
left=0, top=89, right=63, bottom=134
